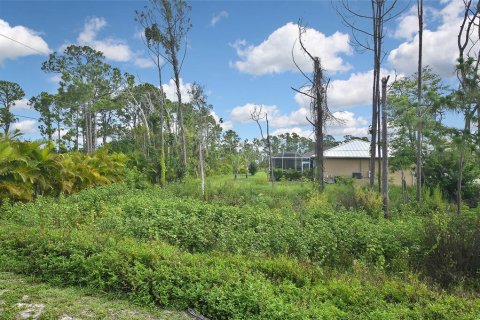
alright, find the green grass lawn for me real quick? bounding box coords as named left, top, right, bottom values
left=0, top=272, right=190, bottom=320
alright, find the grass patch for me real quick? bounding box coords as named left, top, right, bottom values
left=0, top=272, right=189, bottom=320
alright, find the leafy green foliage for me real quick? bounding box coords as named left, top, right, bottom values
left=0, top=80, right=25, bottom=137
left=1, top=180, right=480, bottom=318
left=0, top=139, right=127, bottom=201
left=248, top=161, right=258, bottom=176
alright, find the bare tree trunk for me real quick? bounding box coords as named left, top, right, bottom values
left=75, top=110, right=79, bottom=151
left=102, top=113, right=107, bottom=146
left=84, top=106, right=90, bottom=153
left=199, top=139, right=205, bottom=198
left=91, top=112, right=96, bottom=152
left=57, top=118, right=61, bottom=151
left=381, top=76, right=390, bottom=218
left=266, top=114, right=274, bottom=187
left=377, top=97, right=382, bottom=192
left=416, top=0, right=424, bottom=202
left=455, top=0, right=479, bottom=214
left=156, top=56, right=166, bottom=188
left=457, top=113, right=472, bottom=214
left=369, top=0, right=381, bottom=190
left=174, top=66, right=188, bottom=170
left=314, top=57, right=325, bottom=191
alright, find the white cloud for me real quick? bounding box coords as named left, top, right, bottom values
left=73, top=17, right=153, bottom=68
left=134, top=29, right=144, bottom=40
left=162, top=78, right=193, bottom=103
left=388, top=0, right=468, bottom=77
left=231, top=22, right=352, bottom=75
left=294, top=69, right=396, bottom=110
left=230, top=103, right=278, bottom=124
left=326, top=111, right=369, bottom=137
left=11, top=120, right=36, bottom=134
left=77, top=17, right=133, bottom=62
left=271, top=111, right=369, bottom=139
left=211, top=11, right=229, bottom=27
left=48, top=74, right=62, bottom=85
left=133, top=57, right=155, bottom=68
left=0, top=19, right=50, bottom=63
left=11, top=99, right=30, bottom=110
left=211, top=110, right=233, bottom=131
left=392, top=6, right=419, bottom=40
left=271, top=127, right=313, bottom=139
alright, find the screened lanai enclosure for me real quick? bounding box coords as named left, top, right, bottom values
left=271, top=152, right=311, bottom=171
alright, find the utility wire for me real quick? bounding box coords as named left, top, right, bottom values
left=13, top=114, right=39, bottom=121
left=0, top=33, right=47, bottom=55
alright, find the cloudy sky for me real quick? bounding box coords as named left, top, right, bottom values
left=0, top=0, right=465, bottom=140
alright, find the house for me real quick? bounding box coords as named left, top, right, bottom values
left=271, top=152, right=307, bottom=171
left=273, top=140, right=414, bottom=186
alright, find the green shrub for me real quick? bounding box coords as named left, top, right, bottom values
left=248, top=162, right=258, bottom=176
left=0, top=223, right=478, bottom=319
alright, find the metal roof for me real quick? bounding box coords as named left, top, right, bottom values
left=306, top=140, right=381, bottom=159
left=272, top=152, right=304, bottom=158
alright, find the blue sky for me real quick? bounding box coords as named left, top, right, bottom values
left=0, top=0, right=466, bottom=141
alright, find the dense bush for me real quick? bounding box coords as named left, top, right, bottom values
left=248, top=162, right=258, bottom=176
left=273, top=168, right=311, bottom=181
left=0, top=223, right=478, bottom=319
left=0, top=184, right=424, bottom=272
left=0, top=139, right=127, bottom=202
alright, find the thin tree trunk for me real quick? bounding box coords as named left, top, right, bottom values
left=381, top=76, right=390, bottom=218
left=57, top=112, right=61, bottom=151
left=369, top=0, right=380, bottom=190
left=102, top=113, right=107, bottom=145
left=75, top=110, right=79, bottom=151
left=172, top=54, right=187, bottom=171
left=156, top=55, right=166, bottom=188
left=91, top=112, right=96, bottom=152
left=457, top=114, right=471, bottom=215
left=266, top=114, right=274, bottom=187
left=377, top=96, right=382, bottom=192
left=416, top=0, right=424, bottom=202
left=199, top=139, right=205, bottom=198
left=314, top=57, right=324, bottom=191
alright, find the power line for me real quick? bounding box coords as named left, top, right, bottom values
left=0, top=33, right=47, bottom=55
left=13, top=114, right=39, bottom=121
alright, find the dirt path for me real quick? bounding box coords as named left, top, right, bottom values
left=0, top=272, right=191, bottom=320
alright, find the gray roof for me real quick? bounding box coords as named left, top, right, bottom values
left=306, top=140, right=381, bottom=159
left=272, top=151, right=305, bottom=158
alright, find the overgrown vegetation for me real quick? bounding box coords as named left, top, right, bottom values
left=0, top=179, right=479, bottom=318
left=0, top=137, right=126, bottom=202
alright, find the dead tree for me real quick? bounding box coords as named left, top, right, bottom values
left=416, top=0, right=424, bottom=202
left=335, top=0, right=403, bottom=191
left=455, top=0, right=480, bottom=215
left=292, top=23, right=333, bottom=191
left=381, top=75, right=390, bottom=218
left=251, top=105, right=274, bottom=186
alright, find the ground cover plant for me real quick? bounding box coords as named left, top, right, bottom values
left=1, top=178, right=480, bottom=319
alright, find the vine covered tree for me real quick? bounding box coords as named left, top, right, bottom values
left=292, top=22, right=333, bottom=191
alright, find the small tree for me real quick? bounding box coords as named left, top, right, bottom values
left=0, top=81, right=25, bottom=139
left=188, top=82, right=210, bottom=197
left=248, top=161, right=258, bottom=176
left=250, top=105, right=274, bottom=186
left=29, top=92, right=58, bottom=144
